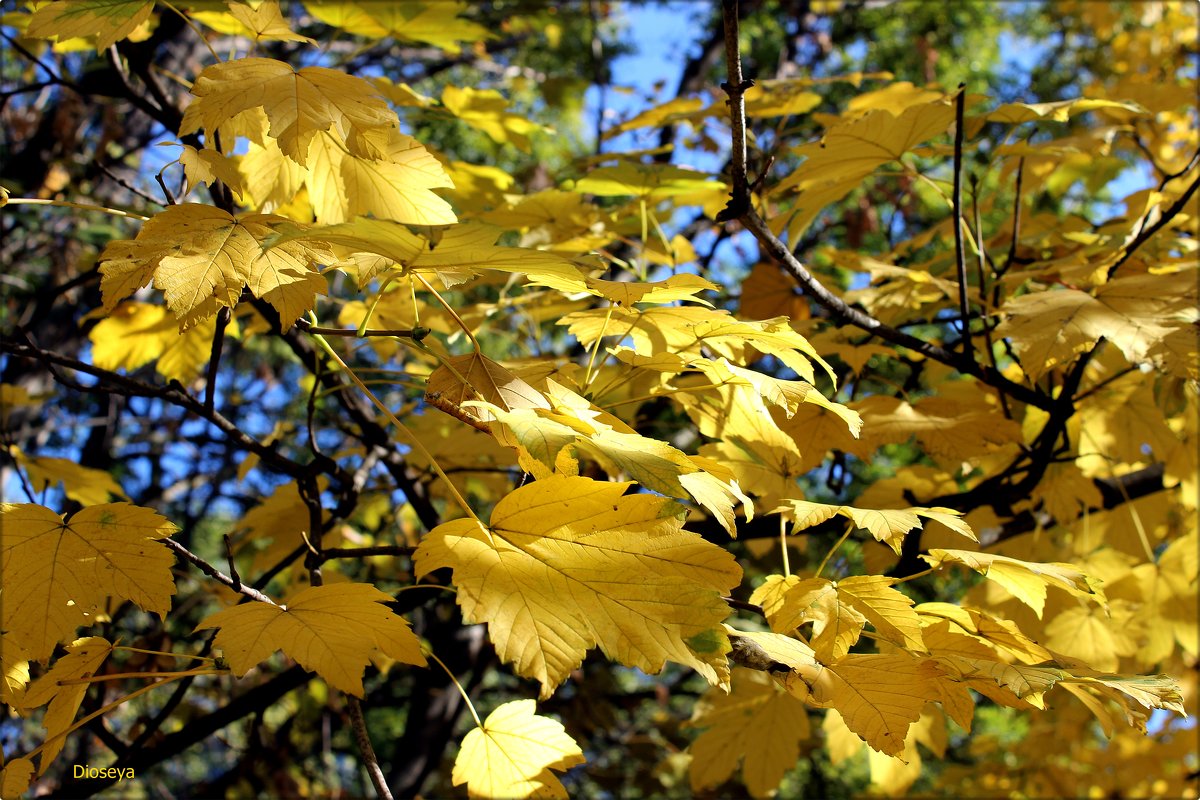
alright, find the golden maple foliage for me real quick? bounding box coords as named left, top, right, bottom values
left=0, top=1, right=1196, bottom=798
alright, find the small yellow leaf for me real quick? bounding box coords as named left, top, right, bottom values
left=414, top=476, right=741, bottom=697
left=921, top=549, right=1105, bottom=618
left=442, top=86, right=545, bottom=152
left=227, top=0, right=316, bottom=44
left=575, top=162, right=725, bottom=199
left=178, top=145, right=246, bottom=198
left=1, top=757, right=35, bottom=798
left=452, top=700, right=584, bottom=800
left=194, top=583, right=426, bottom=697
left=1, top=638, right=30, bottom=707
left=426, top=353, right=549, bottom=423
left=0, top=504, right=176, bottom=661
left=10, top=448, right=127, bottom=507
left=19, top=637, right=113, bottom=775
left=89, top=302, right=222, bottom=382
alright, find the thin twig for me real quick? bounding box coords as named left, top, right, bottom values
left=205, top=306, right=232, bottom=414
left=222, top=534, right=241, bottom=592
left=1106, top=170, right=1200, bottom=279
left=347, top=697, right=393, bottom=800
left=163, top=538, right=277, bottom=605
left=951, top=85, right=974, bottom=365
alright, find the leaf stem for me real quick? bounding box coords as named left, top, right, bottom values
left=414, top=273, right=479, bottom=352
left=159, top=0, right=223, bottom=62
left=58, top=669, right=224, bottom=685
left=425, top=648, right=483, bottom=729
left=814, top=522, right=854, bottom=579
left=582, top=304, right=614, bottom=392
left=5, top=197, right=149, bottom=221
left=307, top=319, right=479, bottom=523
left=779, top=516, right=791, bottom=577
left=114, top=646, right=216, bottom=663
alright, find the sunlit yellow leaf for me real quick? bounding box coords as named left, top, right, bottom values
left=98, top=205, right=331, bottom=329
left=177, top=144, right=246, bottom=198
left=89, top=301, right=221, bottom=382
left=687, top=669, right=811, bottom=798
left=983, top=97, right=1149, bottom=124
left=0, top=757, right=34, bottom=798
left=922, top=548, right=1106, bottom=618
left=452, top=699, right=584, bottom=800
left=777, top=500, right=975, bottom=554
left=0, top=504, right=176, bottom=661
left=426, top=352, right=550, bottom=423
left=227, top=0, right=316, bottom=44
left=575, top=162, right=725, bottom=199
left=194, top=583, right=426, bottom=696
left=179, top=58, right=396, bottom=166
left=26, top=0, right=153, bottom=51
left=413, top=476, right=741, bottom=697
left=798, top=654, right=943, bottom=757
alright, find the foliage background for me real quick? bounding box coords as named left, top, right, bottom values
left=0, top=1, right=1196, bottom=798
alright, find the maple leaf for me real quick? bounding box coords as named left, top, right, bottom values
left=25, top=0, right=153, bottom=51
left=797, top=654, right=944, bottom=757
left=426, top=352, right=550, bottom=423
left=0, top=504, right=176, bottom=661
left=771, top=99, right=956, bottom=240
left=451, top=700, right=585, bottom=800
left=575, top=162, right=726, bottom=199
left=179, top=58, right=396, bottom=166
left=0, top=758, right=35, bottom=798
left=177, top=145, right=246, bottom=198
left=687, top=669, right=811, bottom=798
left=921, top=548, right=1106, bottom=618
left=194, top=583, right=426, bottom=696
left=304, top=128, right=457, bottom=225
left=1, top=638, right=30, bottom=707
left=225, top=0, right=317, bottom=44
left=305, top=1, right=493, bottom=53
left=98, top=205, right=332, bottom=329
left=19, top=637, right=113, bottom=775
left=583, top=273, right=718, bottom=306
left=413, top=476, right=742, bottom=698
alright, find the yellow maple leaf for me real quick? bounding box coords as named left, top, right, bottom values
left=0, top=504, right=176, bottom=661
left=771, top=99, right=956, bottom=240
left=306, top=1, right=492, bottom=53
left=0, top=757, right=35, bottom=798
left=413, top=476, right=741, bottom=697
left=798, top=654, right=943, bottom=757
left=177, top=144, right=247, bottom=199
left=922, top=548, right=1106, bottom=618
left=194, top=583, right=426, bottom=696
left=226, top=0, right=317, bottom=44
left=983, top=97, right=1149, bottom=124
left=687, top=669, right=811, bottom=798
left=451, top=699, right=584, bottom=800
left=583, top=273, right=718, bottom=307
left=750, top=576, right=864, bottom=661
left=19, top=637, right=113, bottom=775
left=777, top=500, right=976, bottom=554
left=305, top=128, right=457, bottom=225
left=574, top=162, right=726, bottom=199
left=98, top=205, right=332, bottom=329
left=25, top=0, right=154, bottom=51
left=179, top=58, right=396, bottom=166
left=426, top=352, right=550, bottom=423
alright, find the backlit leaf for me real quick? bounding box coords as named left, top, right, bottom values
left=451, top=700, right=584, bottom=800
left=194, top=583, right=426, bottom=696
left=922, top=549, right=1106, bottom=618
left=0, top=504, right=176, bottom=661
left=413, top=476, right=741, bottom=697
left=26, top=0, right=153, bottom=50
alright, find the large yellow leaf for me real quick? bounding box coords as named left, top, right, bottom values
left=413, top=476, right=741, bottom=697
left=0, top=504, right=176, bottom=661
left=921, top=549, right=1106, bottom=618
left=305, top=129, right=457, bottom=225
left=994, top=275, right=1195, bottom=377
left=179, top=58, right=396, bottom=166
left=98, top=205, right=331, bottom=329
left=25, top=0, right=153, bottom=50
left=687, top=669, right=811, bottom=798
left=771, top=99, right=955, bottom=240
left=306, top=1, right=492, bottom=53
left=19, top=637, right=113, bottom=775
left=194, top=583, right=426, bottom=696
left=797, top=654, right=943, bottom=757
left=451, top=700, right=584, bottom=800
